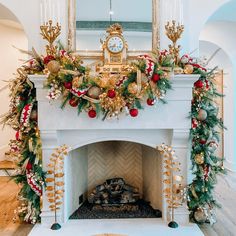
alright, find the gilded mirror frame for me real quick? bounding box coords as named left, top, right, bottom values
left=67, top=0, right=160, bottom=59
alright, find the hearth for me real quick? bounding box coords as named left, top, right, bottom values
left=30, top=74, right=199, bottom=225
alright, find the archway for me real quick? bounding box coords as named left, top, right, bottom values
left=0, top=4, right=28, bottom=166
left=198, top=0, right=236, bottom=171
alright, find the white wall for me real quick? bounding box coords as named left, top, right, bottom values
left=0, top=22, right=28, bottom=161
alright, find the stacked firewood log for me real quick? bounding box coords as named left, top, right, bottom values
left=88, top=178, right=140, bottom=205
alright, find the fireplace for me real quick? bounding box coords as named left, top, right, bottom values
left=30, top=74, right=199, bottom=225
left=66, top=141, right=163, bottom=219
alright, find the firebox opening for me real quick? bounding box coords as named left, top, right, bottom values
left=65, top=141, right=162, bottom=220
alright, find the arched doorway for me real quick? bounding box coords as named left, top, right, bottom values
left=198, top=0, right=236, bottom=171
left=0, top=4, right=28, bottom=166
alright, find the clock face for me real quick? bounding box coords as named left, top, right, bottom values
left=107, top=36, right=124, bottom=54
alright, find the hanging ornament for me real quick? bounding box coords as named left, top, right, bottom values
left=72, top=76, right=83, bottom=88
left=184, top=64, right=194, bottom=74
left=199, top=139, right=207, bottom=145
left=194, top=80, right=204, bottom=89
left=192, top=118, right=198, bottom=129
left=69, top=97, right=79, bottom=107
left=64, top=81, right=72, bottom=89
left=129, top=108, right=138, bottom=117
left=87, top=86, right=102, bottom=99
left=207, top=141, right=219, bottom=153
left=147, top=98, right=155, bottom=106
left=88, top=109, right=97, bottom=118
left=128, top=82, right=138, bottom=95
left=30, top=109, right=38, bottom=121
left=47, top=60, right=61, bottom=74
left=151, top=73, right=160, bottom=83
left=180, top=54, right=192, bottom=64
left=197, top=109, right=207, bottom=121
left=194, top=208, right=207, bottom=223
left=107, top=89, right=116, bottom=99
left=194, top=153, right=204, bottom=165
left=43, top=55, right=55, bottom=64
left=15, top=130, right=21, bottom=141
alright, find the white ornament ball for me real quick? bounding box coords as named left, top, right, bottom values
left=197, top=109, right=208, bottom=121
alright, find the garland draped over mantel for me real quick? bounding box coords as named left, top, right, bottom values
left=1, top=40, right=225, bottom=224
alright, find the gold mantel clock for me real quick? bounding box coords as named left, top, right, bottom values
left=96, top=24, right=129, bottom=74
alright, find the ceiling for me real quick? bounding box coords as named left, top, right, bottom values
left=76, top=0, right=152, bottom=22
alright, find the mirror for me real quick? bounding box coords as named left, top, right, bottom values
left=73, top=0, right=155, bottom=53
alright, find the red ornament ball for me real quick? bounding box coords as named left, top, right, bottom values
left=64, top=81, right=72, bottom=89
left=15, top=130, right=20, bottom=141
left=194, top=80, right=204, bottom=89
left=88, top=109, right=97, bottom=118
left=199, top=139, right=207, bottom=145
left=151, top=74, right=160, bottom=83
left=69, top=97, right=79, bottom=107
left=129, top=108, right=139, bottom=117
left=147, top=98, right=155, bottom=106
left=107, top=90, right=116, bottom=98
left=43, top=55, right=55, bottom=65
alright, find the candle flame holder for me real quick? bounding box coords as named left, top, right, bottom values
left=40, top=20, right=61, bottom=56
left=165, top=20, right=184, bottom=68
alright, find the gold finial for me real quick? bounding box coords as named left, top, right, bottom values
left=106, top=23, right=123, bottom=35
left=40, top=20, right=61, bottom=56
left=165, top=20, right=184, bottom=66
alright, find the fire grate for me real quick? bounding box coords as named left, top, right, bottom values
left=69, top=199, right=162, bottom=219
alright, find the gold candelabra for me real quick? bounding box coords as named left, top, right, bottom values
left=165, top=20, right=184, bottom=67
left=40, top=20, right=61, bottom=56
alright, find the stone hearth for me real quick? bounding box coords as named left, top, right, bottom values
left=30, top=74, right=199, bottom=225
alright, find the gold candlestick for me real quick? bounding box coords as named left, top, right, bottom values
left=165, top=20, right=184, bottom=68
left=40, top=20, right=61, bottom=56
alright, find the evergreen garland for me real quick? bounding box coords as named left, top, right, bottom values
left=187, top=66, right=226, bottom=223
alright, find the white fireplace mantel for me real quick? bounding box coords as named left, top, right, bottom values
left=30, top=74, right=199, bottom=225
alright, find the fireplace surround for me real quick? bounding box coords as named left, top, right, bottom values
left=30, top=74, right=199, bottom=225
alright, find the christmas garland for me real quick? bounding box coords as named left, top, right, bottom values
left=42, top=51, right=173, bottom=120
left=1, top=67, right=45, bottom=224
left=1, top=45, right=225, bottom=224
left=178, top=55, right=226, bottom=224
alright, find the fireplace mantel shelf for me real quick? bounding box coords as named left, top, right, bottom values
left=29, top=74, right=199, bottom=131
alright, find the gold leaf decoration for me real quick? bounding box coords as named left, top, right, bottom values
left=157, top=144, right=184, bottom=224
left=46, top=144, right=69, bottom=225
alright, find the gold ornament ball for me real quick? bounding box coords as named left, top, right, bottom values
left=194, top=208, right=207, bottom=223
left=197, top=109, right=208, bottom=121
left=47, top=60, right=61, bottom=74
left=72, top=76, right=83, bottom=88
left=87, top=86, right=102, bottom=99
left=194, top=153, right=204, bottom=165
left=128, top=82, right=138, bottom=95
left=184, top=64, right=194, bottom=74
left=30, top=110, right=38, bottom=121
